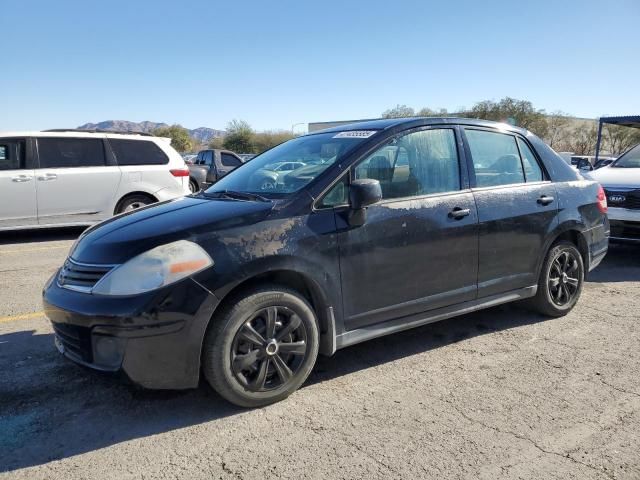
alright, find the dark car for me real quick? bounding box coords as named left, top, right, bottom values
left=188, top=149, right=243, bottom=192
left=43, top=118, right=609, bottom=407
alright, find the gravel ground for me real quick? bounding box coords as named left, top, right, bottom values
left=0, top=230, right=639, bottom=479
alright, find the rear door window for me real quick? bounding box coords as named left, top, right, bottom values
left=109, top=139, right=169, bottom=166
left=221, top=153, right=242, bottom=167
left=0, top=139, right=26, bottom=170
left=517, top=138, right=544, bottom=182
left=465, top=129, right=525, bottom=187
left=37, top=137, right=106, bottom=168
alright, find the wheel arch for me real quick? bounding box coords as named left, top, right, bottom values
left=203, top=268, right=336, bottom=359
left=538, top=225, right=590, bottom=277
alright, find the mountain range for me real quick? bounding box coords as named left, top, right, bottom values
left=77, top=120, right=225, bottom=143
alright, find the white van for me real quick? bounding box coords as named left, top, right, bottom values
left=0, top=130, right=191, bottom=230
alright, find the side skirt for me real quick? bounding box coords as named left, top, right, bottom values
left=335, top=285, right=537, bottom=350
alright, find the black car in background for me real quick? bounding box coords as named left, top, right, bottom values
left=188, top=149, right=243, bottom=192
left=44, top=117, right=609, bottom=407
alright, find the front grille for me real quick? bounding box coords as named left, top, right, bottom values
left=604, top=188, right=640, bottom=210
left=57, top=259, right=114, bottom=291
left=52, top=322, right=93, bottom=362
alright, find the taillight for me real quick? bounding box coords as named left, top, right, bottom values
left=596, top=185, right=608, bottom=213
left=170, top=168, right=190, bottom=177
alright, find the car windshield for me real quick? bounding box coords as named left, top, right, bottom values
left=204, top=132, right=375, bottom=197
left=612, top=144, right=640, bottom=168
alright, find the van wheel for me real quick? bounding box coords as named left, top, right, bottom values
left=524, top=241, right=585, bottom=317
left=189, top=179, right=199, bottom=193
left=202, top=286, right=319, bottom=408
left=115, top=194, right=154, bottom=214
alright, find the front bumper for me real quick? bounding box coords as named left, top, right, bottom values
left=606, top=207, right=640, bottom=242
left=43, top=276, right=219, bottom=389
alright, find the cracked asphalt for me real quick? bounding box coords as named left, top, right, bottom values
left=1, top=229, right=639, bottom=479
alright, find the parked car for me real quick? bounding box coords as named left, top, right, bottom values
left=255, top=161, right=307, bottom=190
left=588, top=143, right=640, bottom=242
left=182, top=154, right=197, bottom=164
left=594, top=157, right=616, bottom=169
left=44, top=118, right=609, bottom=407
left=188, top=149, right=243, bottom=192
left=0, top=130, right=190, bottom=230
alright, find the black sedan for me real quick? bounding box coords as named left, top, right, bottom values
left=44, top=117, right=609, bottom=407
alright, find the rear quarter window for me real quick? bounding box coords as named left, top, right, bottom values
left=109, top=139, right=169, bottom=166
left=221, top=153, right=242, bottom=167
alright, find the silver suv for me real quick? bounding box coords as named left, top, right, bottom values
left=0, top=130, right=190, bottom=230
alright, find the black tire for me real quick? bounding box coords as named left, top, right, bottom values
left=524, top=241, right=585, bottom=317
left=202, top=286, right=319, bottom=408
left=189, top=179, right=199, bottom=193
left=115, top=194, right=154, bottom=214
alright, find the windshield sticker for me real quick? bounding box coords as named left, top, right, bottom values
left=333, top=131, right=377, bottom=139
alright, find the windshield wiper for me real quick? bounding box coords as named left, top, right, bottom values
left=204, top=190, right=270, bottom=202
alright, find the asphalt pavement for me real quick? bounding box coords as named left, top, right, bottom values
left=1, top=229, right=639, bottom=479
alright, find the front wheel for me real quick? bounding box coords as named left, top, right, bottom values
left=202, top=286, right=319, bottom=407
left=524, top=241, right=585, bottom=317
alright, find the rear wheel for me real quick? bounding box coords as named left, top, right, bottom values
left=115, top=194, right=154, bottom=214
left=189, top=179, right=199, bottom=193
left=525, top=241, right=584, bottom=317
left=202, top=286, right=319, bottom=407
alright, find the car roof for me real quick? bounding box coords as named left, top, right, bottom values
left=0, top=131, right=162, bottom=141
left=309, top=117, right=529, bottom=135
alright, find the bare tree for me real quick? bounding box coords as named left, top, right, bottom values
left=567, top=124, right=599, bottom=155
left=381, top=104, right=415, bottom=118
left=603, top=123, right=640, bottom=156
left=545, top=111, right=571, bottom=149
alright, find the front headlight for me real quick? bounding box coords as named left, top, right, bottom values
left=92, top=240, right=213, bottom=296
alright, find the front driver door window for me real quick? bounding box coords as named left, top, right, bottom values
left=336, top=128, right=479, bottom=329
left=0, top=138, right=37, bottom=227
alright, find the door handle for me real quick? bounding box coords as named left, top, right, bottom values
left=37, top=173, right=58, bottom=181
left=11, top=175, right=33, bottom=183
left=448, top=207, right=471, bottom=220
left=537, top=195, right=554, bottom=206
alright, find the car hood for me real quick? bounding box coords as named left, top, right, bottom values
left=586, top=166, right=640, bottom=188
left=71, top=195, right=275, bottom=264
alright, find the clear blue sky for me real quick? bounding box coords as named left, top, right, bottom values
left=2, top=0, right=639, bottom=132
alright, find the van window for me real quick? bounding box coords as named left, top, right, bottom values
left=109, top=139, right=169, bottom=166
left=354, top=128, right=460, bottom=199
left=465, top=130, right=525, bottom=187
left=38, top=138, right=106, bottom=168
left=0, top=139, right=25, bottom=170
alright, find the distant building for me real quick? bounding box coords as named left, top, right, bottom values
left=308, top=118, right=380, bottom=133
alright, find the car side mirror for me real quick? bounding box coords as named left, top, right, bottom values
left=348, top=179, right=382, bottom=227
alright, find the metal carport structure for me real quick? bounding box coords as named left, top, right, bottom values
left=595, top=115, right=640, bottom=162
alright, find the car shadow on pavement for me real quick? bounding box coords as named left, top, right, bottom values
left=0, top=227, right=85, bottom=246
left=587, top=243, right=640, bottom=283
left=310, top=304, right=548, bottom=387
left=0, top=328, right=243, bottom=473
left=0, top=302, right=552, bottom=473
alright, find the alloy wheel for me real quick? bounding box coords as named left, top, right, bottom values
left=548, top=250, right=581, bottom=307
left=123, top=201, right=147, bottom=212
left=230, top=306, right=308, bottom=392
